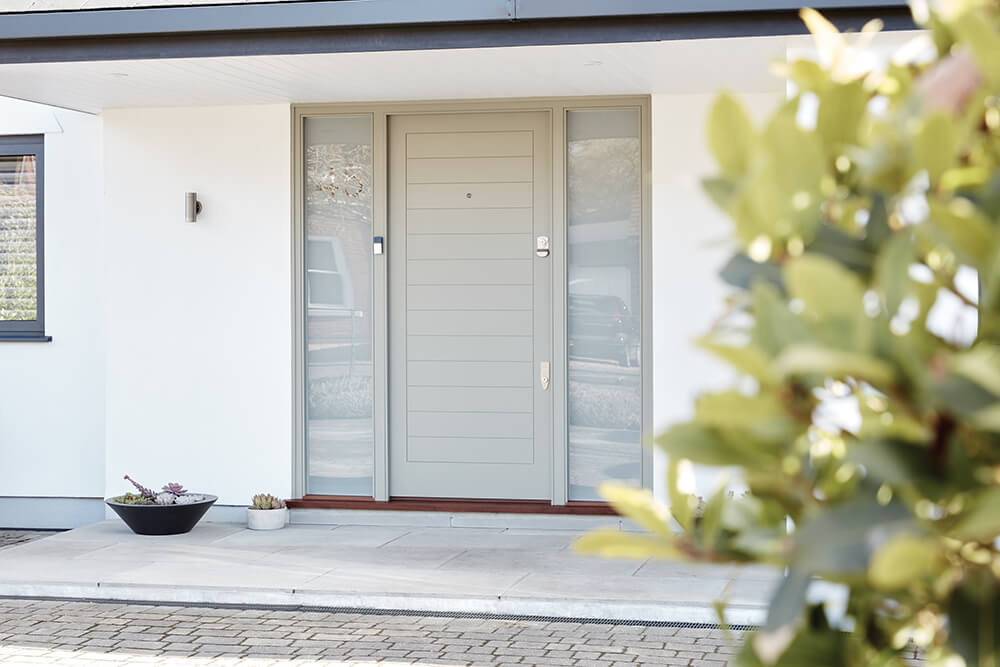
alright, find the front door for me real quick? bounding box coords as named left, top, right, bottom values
left=388, top=111, right=552, bottom=499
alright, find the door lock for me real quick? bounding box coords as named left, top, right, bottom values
left=536, top=236, right=550, bottom=257
left=540, top=362, right=550, bottom=391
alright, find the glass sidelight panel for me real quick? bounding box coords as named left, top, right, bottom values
left=303, top=115, right=374, bottom=496
left=566, top=108, right=642, bottom=501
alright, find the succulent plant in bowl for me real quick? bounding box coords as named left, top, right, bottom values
left=247, top=493, right=288, bottom=531
left=106, top=475, right=216, bottom=535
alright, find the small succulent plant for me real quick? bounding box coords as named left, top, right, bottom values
left=115, top=492, right=154, bottom=505
left=250, top=493, right=286, bottom=510
left=114, top=475, right=207, bottom=505
left=162, top=482, right=187, bottom=496
left=124, top=474, right=155, bottom=500
left=154, top=492, right=176, bottom=505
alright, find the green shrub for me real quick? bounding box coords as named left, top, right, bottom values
left=578, top=3, right=1000, bottom=666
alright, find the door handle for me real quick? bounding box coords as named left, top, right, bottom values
left=540, top=362, right=550, bottom=391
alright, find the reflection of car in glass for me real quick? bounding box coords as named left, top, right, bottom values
left=568, top=294, right=640, bottom=367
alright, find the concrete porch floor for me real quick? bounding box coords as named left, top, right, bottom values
left=0, top=520, right=777, bottom=625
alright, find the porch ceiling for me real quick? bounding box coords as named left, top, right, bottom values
left=0, top=30, right=923, bottom=114
left=0, top=36, right=803, bottom=114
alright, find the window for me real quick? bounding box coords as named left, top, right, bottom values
left=306, top=237, right=353, bottom=309
left=566, top=108, right=642, bottom=500
left=302, top=115, right=374, bottom=496
left=0, top=135, right=46, bottom=341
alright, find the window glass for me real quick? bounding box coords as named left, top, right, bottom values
left=0, top=153, right=38, bottom=323
left=303, top=115, right=374, bottom=496
left=566, top=108, right=643, bottom=500
left=307, top=239, right=339, bottom=272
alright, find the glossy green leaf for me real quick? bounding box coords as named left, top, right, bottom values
left=868, top=533, right=944, bottom=590
left=817, top=80, right=869, bottom=150
left=791, top=498, right=913, bottom=575
left=785, top=59, right=830, bottom=92
left=573, top=529, right=681, bottom=561
left=765, top=569, right=811, bottom=631
left=598, top=483, right=673, bottom=539
left=774, top=344, right=896, bottom=387
left=718, top=253, right=784, bottom=292
left=699, top=477, right=730, bottom=550
left=924, top=198, right=997, bottom=269
left=708, top=92, right=755, bottom=176
left=914, top=113, right=957, bottom=184
left=656, top=423, right=779, bottom=469
left=784, top=254, right=866, bottom=323
left=950, top=10, right=1000, bottom=87
left=698, top=337, right=775, bottom=384
left=702, top=176, right=740, bottom=211
left=809, top=224, right=879, bottom=277
left=875, top=229, right=916, bottom=316
left=696, top=391, right=799, bottom=442
left=751, top=283, right=813, bottom=356
left=667, top=459, right=695, bottom=532
left=951, top=487, right=1000, bottom=540
left=950, top=344, right=1000, bottom=398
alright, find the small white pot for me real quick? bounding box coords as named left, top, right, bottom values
left=247, top=507, right=288, bottom=530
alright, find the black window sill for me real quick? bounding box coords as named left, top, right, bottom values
left=0, top=334, right=52, bottom=342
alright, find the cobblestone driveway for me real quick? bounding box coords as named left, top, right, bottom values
left=0, top=598, right=742, bottom=666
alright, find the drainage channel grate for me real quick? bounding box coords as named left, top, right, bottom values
left=1, top=595, right=758, bottom=631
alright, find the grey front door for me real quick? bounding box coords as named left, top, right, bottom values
left=388, top=111, right=552, bottom=500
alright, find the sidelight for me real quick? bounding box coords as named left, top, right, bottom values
left=566, top=108, right=643, bottom=501
left=303, top=115, right=375, bottom=496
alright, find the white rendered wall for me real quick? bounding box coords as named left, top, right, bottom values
left=650, top=91, right=782, bottom=502
left=0, top=98, right=105, bottom=508
left=102, top=105, right=292, bottom=506
left=0, top=91, right=788, bottom=520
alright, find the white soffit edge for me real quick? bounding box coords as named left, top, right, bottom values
left=0, top=36, right=791, bottom=113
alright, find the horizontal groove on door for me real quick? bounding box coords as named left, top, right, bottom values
left=407, top=259, right=532, bottom=285
left=408, top=335, right=532, bottom=362
left=407, top=208, right=532, bottom=234
left=407, top=310, right=532, bottom=336
left=407, top=437, right=534, bottom=464
left=407, top=182, right=533, bottom=209
left=407, top=156, right=532, bottom=183
left=408, top=234, right=530, bottom=260
left=286, top=497, right=619, bottom=516
left=407, top=387, right=533, bottom=412
left=407, top=361, right=532, bottom=387
left=408, top=411, right=533, bottom=439
left=406, top=131, right=532, bottom=158
left=407, top=285, right=532, bottom=310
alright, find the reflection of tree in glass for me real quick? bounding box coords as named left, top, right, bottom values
left=0, top=155, right=37, bottom=321
left=567, top=137, right=640, bottom=227
left=305, top=144, right=372, bottom=225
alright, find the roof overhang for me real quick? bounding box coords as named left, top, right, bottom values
left=0, top=0, right=916, bottom=65
left=0, top=29, right=924, bottom=114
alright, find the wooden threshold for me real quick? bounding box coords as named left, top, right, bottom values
left=286, top=495, right=618, bottom=515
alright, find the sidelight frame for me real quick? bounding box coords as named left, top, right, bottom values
left=291, top=96, right=651, bottom=506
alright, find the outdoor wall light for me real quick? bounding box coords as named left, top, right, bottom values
left=184, top=192, right=203, bottom=223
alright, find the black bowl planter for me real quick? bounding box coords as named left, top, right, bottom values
left=106, top=495, right=217, bottom=536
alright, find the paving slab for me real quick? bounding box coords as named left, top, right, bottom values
left=0, top=521, right=775, bottom=624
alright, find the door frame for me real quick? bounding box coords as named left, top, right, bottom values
left=291, top=95, right=652, bottom=506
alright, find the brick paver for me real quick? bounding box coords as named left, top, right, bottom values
left=0, top=531, right=55, bottom=551
left=0, top=598, right=748, bottom=665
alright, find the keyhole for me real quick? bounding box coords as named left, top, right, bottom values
left=466, top=192, right=472, bottom=199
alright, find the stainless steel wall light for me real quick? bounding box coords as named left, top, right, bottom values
left=184, top=192, right=203, bottom=223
